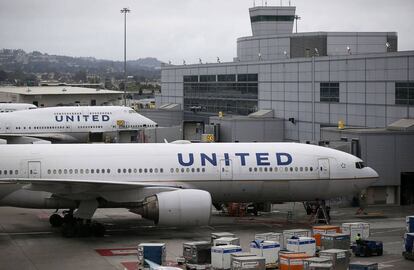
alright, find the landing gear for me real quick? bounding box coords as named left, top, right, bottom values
left=50, top=199, right=105, bottom=238
left=60, top=216, right=106, bottom=238
left=49, top=213, right=63, bottom=227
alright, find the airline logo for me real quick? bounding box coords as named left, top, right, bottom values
left=178, top=152, right=292, bottom=167
left=55, top=114, right=110, bottom=122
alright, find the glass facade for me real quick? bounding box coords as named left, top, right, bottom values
left=320, top=82, right=340, bottom=102
left=395, top=82, right=414, bottom=105
left=250, top=15, right=295, bottom=22
left=183, top=74, right=258, bottom=115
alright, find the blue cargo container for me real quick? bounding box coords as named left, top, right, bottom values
left=407, top=216, right=414, bottom=233
left=404, top=233, right=414, bottom=253
left=137, top=243, right=166, bottom=267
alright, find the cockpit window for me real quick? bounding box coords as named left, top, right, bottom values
left=128, top=109, right=137, bottom=114
left=355, top=162, right=365, bottom=169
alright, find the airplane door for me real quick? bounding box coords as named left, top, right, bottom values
left=28, top=161, right=41, bottom=178
left=220, top=159, right=233, bottom=180
left=318, top=159, right=330, bottom=179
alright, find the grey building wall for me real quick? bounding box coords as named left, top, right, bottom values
left=209, top=116, right=284, bottom=142
left=160, top=50, right=414, bottom=142
left=139, top=109, right=183, bottom=127
left=321, top=129, right=414, bottom=187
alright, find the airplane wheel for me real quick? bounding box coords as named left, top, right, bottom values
left=63, top=213, right=74, bottom=224
left=49, top=213, right=63, bottom=227
left=91, top=223, right=106, bottom=237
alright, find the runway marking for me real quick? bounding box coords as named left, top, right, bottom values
left=96, top=247, right=137, bottom=256
left=371, top=228, right=404, bottom=235
left=377, top=258, right=405, bottom=269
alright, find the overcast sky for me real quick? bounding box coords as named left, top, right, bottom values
left=1, top=0, right=413, bottom=64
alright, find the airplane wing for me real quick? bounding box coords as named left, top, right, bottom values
left=0, top=178, right=188, bottom=203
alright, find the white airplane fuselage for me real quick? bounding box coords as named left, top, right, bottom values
left=0, top=142, right=378, bottom=208
left=0, top=106, right=157, bottom=143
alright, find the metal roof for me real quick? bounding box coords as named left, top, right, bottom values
left=387, top=119, right=414, bottom=131
left=0, top=86, right=122, bottom=96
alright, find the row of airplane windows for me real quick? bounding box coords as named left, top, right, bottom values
left=53, top=112, right=113, bottom=115
left=0, top=166, right=317, bottom=177
left=10, top=126, right=106, bottom=130
left=249, top=166, right=315, bottom=172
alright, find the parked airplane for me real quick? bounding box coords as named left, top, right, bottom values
left=0, top=103, right=37, bottom=113
left=0, top=106, right=157, bottom=143
left=0, top=142, right=378, bottom=236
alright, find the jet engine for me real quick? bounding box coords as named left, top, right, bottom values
left=137, top=189, right=212, bottom=226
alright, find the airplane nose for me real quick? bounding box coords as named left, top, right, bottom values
left=367, top=167, right=379, bottom=179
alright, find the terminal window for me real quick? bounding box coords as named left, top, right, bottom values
left=320, top=82, right=339, bottom=102
left=183, top=74, right=258, bottom=115
left=395, top=82, right=414, bottom=105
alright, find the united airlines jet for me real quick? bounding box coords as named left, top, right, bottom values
left=0, top=106, right=157, bottom=143
left=0, top=141, right=378, bottom=236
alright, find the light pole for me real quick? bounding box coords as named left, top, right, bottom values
left=121, top=7, right=130, bottom=106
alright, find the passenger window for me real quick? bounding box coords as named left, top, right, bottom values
left=144, top=168, right=148, bottom=173
left=64, top=169, right=68, bottom=174
left=85, top=169, right=89, bottom=174
left=180, top=168, right=184, bottom=173
left=155, top=168, right=159, bottom=173
left=176, top=168, right=179, bottom=173
left=264, top=167, right=268, bottom=172
left=96, top=169, right=100, bottom=174
left=310, top=167, right=313, bottom=171
left=15, top=170, right=18, bottom=175
left=48, top=169, right=51, bottom=174
left=53, top=169, right=57, bottom=174
left=285, top=167, right=288, bottom=172
left=295, top=167, right=298, bottom=172
left=91, top=169, right=95, bottom=174
left=58, top=169, right=62, bottom=174
left=139, top=168, right=143, bottom=173
left=107, top=169, right=111, bottom=173
left=80, top=169, right=84, bottom=174
left=69, top=169, right=73, bottom=174
left=170, top=168, right=174, bottom=173
left=191, top=168, right=195, bottom=173
left=128, top=168, right=131, bottom=173
left=196, top=168, right=200, bottom=172
left=160, top=168, right=163, bottom=173
left=75, top=169, right=79, bottom=174
left=117, top=169, right=121, bottom=173
left=249, top=167, right=252, bottom=172
left=123, top=168, right=127, bottom=173
left=269, top=167, right=273, bottom=172
left=134, top=168, right=137, bottom=173
left=150, top=168, right=153, bottom=173
left=202, top=168, right=205, bottom=172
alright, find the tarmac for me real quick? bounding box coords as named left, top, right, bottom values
left=0, top=204, right=413, bottom=270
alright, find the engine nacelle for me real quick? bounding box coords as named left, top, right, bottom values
left=139, top=189, right=212, bottom=226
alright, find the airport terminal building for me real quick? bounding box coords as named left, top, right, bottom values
left=159, top=5, right=413, bottom=141
left=158, top=5, right=414, bottom=205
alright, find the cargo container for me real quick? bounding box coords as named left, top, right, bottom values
left=321, top=233, right=350, bottom=250
left=312, top=225, right=341, bottom=247
left=348, top=262, right=378, bottom=270
left=341, top=223, right=370, bottom=242
left=279, top=253, right=311, bottom=270
left=230, top=252, right=256, bottom=266
left=250, top=240, right=280, bottom=264
left=214, top=237, right=241, bottom=247
left=231, top=256, right=266, bottom=270
left=254, top=232, right=283, bottom=246
left=212, top=232, right=236, bottom=244
left=283, top=229, right=312, bottom=248
left=303, top=257, right=332, bottom=270
left=137, top=243, right=166, bottom=268
left=305, top=263, right=333, bottom=270
left=211, top=245, right=242, bottom=270
left=406, top=216, right=414, bottom=233
left=286, top=237, right=316, bottom=256
left=183, top=241, right=211, bottom=264
left=318, top=249, right=350, bottom=270
left=404, top=233, right=414, bottom=253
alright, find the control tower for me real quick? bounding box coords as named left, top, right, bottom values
left=249, top=5, right=296, bottom=36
